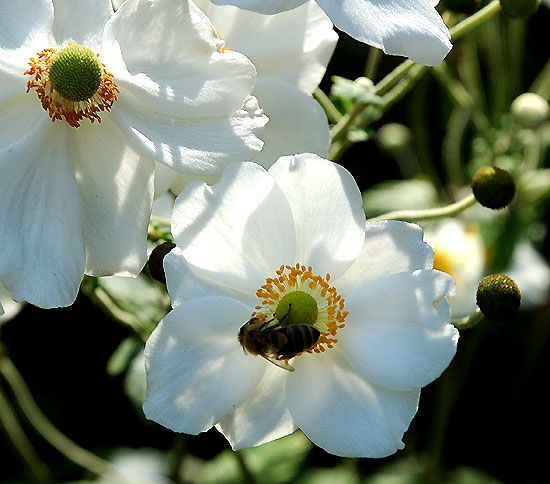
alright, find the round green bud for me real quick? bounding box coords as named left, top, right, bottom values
left=472, top=166, right=516, bottom=210
left=500, top=0, right=540, bottom=18
left=511, top=93, right=549, bottom=129
left=476, top=274, right=521, bottom=321
left=276, top=291, right=318, bottom=327
left=49, top=45, right=103, bottom=102
left=147, top=242, right=176, bottom=285
left=376, top=123, right=412, bottom=158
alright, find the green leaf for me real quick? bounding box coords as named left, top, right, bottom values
left=107, top=336, right=142, bottom=377
left=330, top=76, right=382, bottom=110
left=199, top=432, right=312, bottom=484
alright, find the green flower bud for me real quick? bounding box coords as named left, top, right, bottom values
left=500, top=0, right=540, bottom=18
left=49, top=44, right=103, bottom=102
left=376, top=123, right=412, bottom=158
left=476, top=274, right=521, bottom=321
left=511, top=93, right=549, bottom=129
left=472, top=166, right=516, bottom=210
left=148, top=242, right=176, bottom=285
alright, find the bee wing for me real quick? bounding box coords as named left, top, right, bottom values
left=262, top=354, right=295, bottom=372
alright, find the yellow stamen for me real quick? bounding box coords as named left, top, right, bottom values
left=252, top=263, right=348, bottom=355
left=24, top=45, right=119, bottom=128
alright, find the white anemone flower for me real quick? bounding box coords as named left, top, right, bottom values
left=154, top=0, right=338, bottom=195
left=208, top=0, right=452, bottom=65
left=0, top=282, right=25, bottom=326
left=424, top=219, right=485, bottom=319
left=0, top=0, right=266, bottom=308
left=143, top=153, right=459, bottom=457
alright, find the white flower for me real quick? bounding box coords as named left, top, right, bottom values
left=506, top=240, right=550, bottom=309
left=424, top=219, right=485, bottom=319
left=0, top=282, right=25, bottom=326
left=208, top=0, right=452, bottom=65
left=98, top=448, right=172, bottom=484
left=155, top=0, right=338, bottom=195
left=0, top=0, right=266, bottom=308
left=143, top=153, right=458, bottom=457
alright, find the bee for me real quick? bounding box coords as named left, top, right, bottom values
left=238, top=311, right=321, bottom=372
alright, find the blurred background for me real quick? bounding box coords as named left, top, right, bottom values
left=1, top=1, right=549, bottom=483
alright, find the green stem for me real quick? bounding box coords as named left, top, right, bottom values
left=313, top=87, right=342, bottom=125
left=0, top=379, right=53, bottom=483
left=530, top=57, right=550, bottom=100
left=433, top=62, right=490, bottom=132
left=442, top=107, right=470, bottom=187
left=367, top=193, right=477, bottom=223
left=380, top=64, right=428, bottom=113
left=449, top=0, right=502, bottom=41
left=452, top=309, right=485, bottom=330
left=80, top=277, right=150, bottom=342
left=364, top=47, right=383, bottom=81
left=0, top=355, right=111, bottom=477
left=375, top=60, right=415, bottom=96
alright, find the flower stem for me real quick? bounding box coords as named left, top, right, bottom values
left=313, top=87, right=342, bottom=124
left=0, top=354, right=111, bottom=477
left=0, top=378, right=53, bottom=483
left=433, top=62, right=490, bottom=133
left=530, top=58, right=550, bottom=100
left=452, top=309, right=485, bottom=330
left=80, top=276, right=151, bottom=342
left=450, top=0, right=502, bottom=41
left=367, top=193, right=477, bottom=223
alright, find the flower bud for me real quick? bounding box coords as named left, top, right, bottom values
left=472, top=166, right=516, bottom=209
left=500, top=0, right=540, bottom=18
left=511, top=93, right=549, bottom=129
left=148, top=242, right=176, bottom=285
left=376, top=123, right=412, bottom=158
left=476, top=274, right=521, bottom=321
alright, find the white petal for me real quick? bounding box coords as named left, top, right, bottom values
left=199, top=0, right=337, bottom=94
left=268, top=154, right=366, bottom=278
left=103, top=0, right=257, bottom=118
left=0, top=120, right=85, bottom=308
left=342, top=269, right=458, bottom=391
left=52, top=0, right=112, bottom=50
left=335, top=220, right=434, bottom=294
left=287, top=348, right=420, bottom=457
left=209, top=0, right=306, bottom=15
left=110, top=96, right=267, bottom=175
left=143, top=296, right=266, bottom=434
left=71, top=117, right=154, bottom=277
left=170, top=162, right=296, bottom=294
left=0, top=90, right=45, bottom=150
left=217, top=364, right=297, bottom=449
left=251, top=78, right=330, bottom=168
left=316, top=0, right=452, bottom=65
left=0, top=0, right=53, bottom=51
left=164, top=247, right=258, bottom=309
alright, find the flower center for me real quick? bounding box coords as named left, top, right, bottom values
left=253, top=263, right=348, bottom=355
left=24, top=44, right=119, bottom=127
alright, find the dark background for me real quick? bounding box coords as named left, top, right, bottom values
left=1, top=3, right=549, bottom=483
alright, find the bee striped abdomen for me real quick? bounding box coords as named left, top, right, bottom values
left=276, top=325, right=321, bottom=360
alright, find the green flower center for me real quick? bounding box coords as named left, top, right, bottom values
left=253, top=263, right=348, bottom=354
left=275, top=291, right=318, bottom=326
left=49, top=45, right=103, bottom=102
